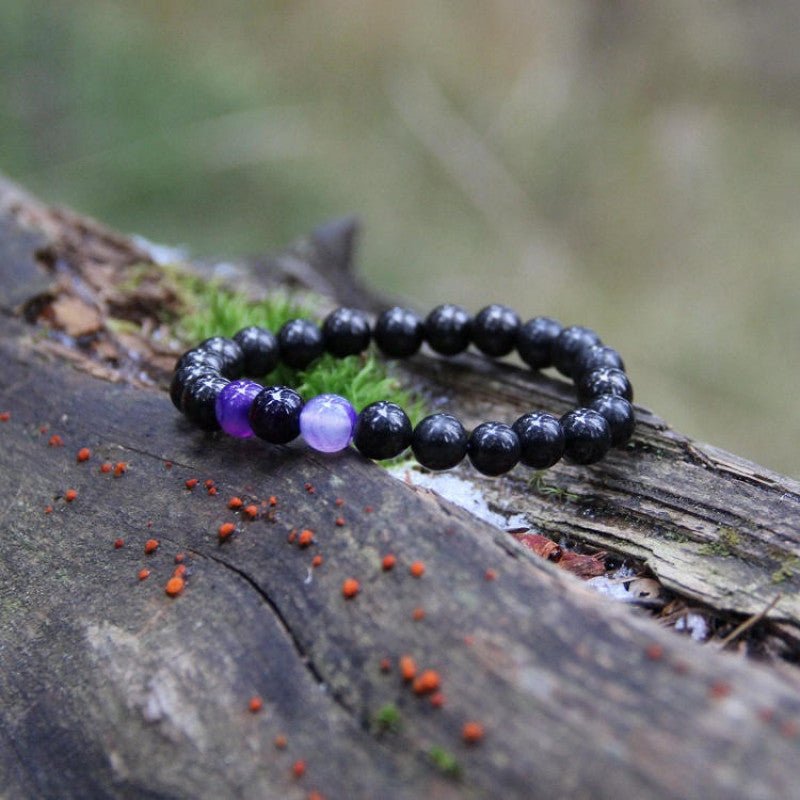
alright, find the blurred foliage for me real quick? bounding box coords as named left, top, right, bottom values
left=1, top=1, right=798, bottom=474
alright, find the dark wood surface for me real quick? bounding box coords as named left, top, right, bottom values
left=1, top=176, right=800, bottom=800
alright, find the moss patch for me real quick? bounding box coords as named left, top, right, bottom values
left=698, top=527, right=741, bottom=557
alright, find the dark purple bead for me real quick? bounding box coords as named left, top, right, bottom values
left=233, top=326, right=279, bottom=376
left=560, top=408, right=611, bottom=464
left=353, top=401, right=412, bottom=459
left=373, top=307, right=424, bottom=359
left=248, top=386, right=304, bottom=444
left=170, top=365, right=218, bottom=411
left=278, top=319, right=324, bottom=370
left=467, top=422, right=520, bottom=476
left=197, top=337, right=245, bottom=378
left=322, top=308, right=371, bottom=357
left=182, top=374, right=230, bottom=431
left=512, top=412, right=564, bottom=469
left=424, top=304, right=472, bottom=356
left=472, top=305, right=520, bottom=357
left=215, top=379, right=263, bottom=438
left=574, top=345, right=625, bottom=379
left=552, top=326, right=602, bottom=378
left=411, top=413, right=468, bottom=470
left=516, top=316, right=562, bottom=370
left=578, top=367, right=633, bottom=404
left=589, top=395, right=636, bottom=447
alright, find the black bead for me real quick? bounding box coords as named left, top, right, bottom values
left=353, top=401, right=412, bottom=460
left=175, top=348, right=226, bottom=374
left=411, top=413, right=468, bottom=470
left=170, top=365, right=219, bottom=411
left=573, top=345, right=625, bottom=379
left=182, top=374, right=230, bottom=431
left=373, top=307, right=424, bottom=358
left=424, top=304, right=472, bottom=356
left=322, top=308, right=372, bottom=357
left=552, top=326, right=602, bottom=378
left=196, top=337, right=245, bottom=378
left=512, top=412, right=565, bottom=469
left=233, top=326, right=279, bottom=376
left=577, top=367, right=633, bottom=403
left=516, top=316, right=562, bottom=370
left=589, top=395, right=636, bottom=447
left=467, top=422, right=521, bottom=476
left=248, top=386, right=304, bottom=444
left=472, top=304, right=521, bottom=357
left=277, top=319, right=324, bottom=370
left=560, top=408, right=611, bottom=464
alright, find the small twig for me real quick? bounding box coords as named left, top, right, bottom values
left=717, top=594, right=782, bottom=650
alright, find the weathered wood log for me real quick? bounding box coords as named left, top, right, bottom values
left=1, top=174, right=799, bottom=800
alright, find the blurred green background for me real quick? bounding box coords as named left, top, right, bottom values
left=2, top=1, right=798, bottom=475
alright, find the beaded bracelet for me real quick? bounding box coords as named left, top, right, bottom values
left=170, top=304, right=635, bottom=476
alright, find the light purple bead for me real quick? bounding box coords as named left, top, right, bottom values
left=299, top=394, right=357, bottom=453
left=215, top=379, right=262, bottom=438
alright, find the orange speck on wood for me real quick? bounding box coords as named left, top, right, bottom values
left=462, top=721, right=485, bottom=744
left=363, top=505, right=373, bottom=513
left=298, top=529, right=314, bottom=547
left=292, top=760, right=306, bottom=778
left=412, top=669, right=440, bottom=695
left=399, top=655, right=416, bottom=682
left=173, top=564, right=187, bottom=578
left=113, top=462, right=127, bottom=477
left=334, top=497, right=344, bottom=507
left=185, top=478, right=198, bottom=490
left=248, top=695, right=263, bottom=713
left=709, top=680, right=732, bottom=700
left=174, top=552, right=185, bottom=563
left=644, top=643, right=664, bottom=661
left=0, top=411, right=10, bottom=422
left=144, top=539, right=159, bottom=554
left=204, top=479, right=215, bottom=489
left=243, top=504, right=258, bottom=519
left=334, top=516, right=345, bottom=527
left=287, top=529, right=297, bottom=544
left=781, top=720, right=799, bottom=739
left=429, top=692, right=445, bottom=708
left=308, top=792, right=325, bottom=800
left=76, top=447, right=91, bottom=463
left=218, top=522, right=236, bottom=540
left=412, top=607, right=425, bottom=621
left=409, top=561, right=425, bottom=578
left=99, top=462, right=112, bottom=474
left=138, top=568, right=150, bottom=581
left=484, top=568, right=497, bottom=581
left=269, top=495, right=278, bottom=506
left=48, top=434, right=64, bottom=447
left=207, top=486, right=218, bottom=496
left=342, top=578, right=360, bottom=599
left=228, top=496, right=243, bottom=510
left=64, top=489, right=78, bottom=502
left=304, top=482, right=315, bottom=494
left=114, top=538, right=124, bottom=549
left=379, top=657, right=391, bottom=673
left=44, top=505, right=53, bottom=514
left=165, top=576, right=185, bottom=597
left=312, top=554, right=323, bottom=568
left=381, top=554, right=396, bottom=571
left=274, top=734, right=288, bottom=750
left=164, top=460, right=173, bottom=469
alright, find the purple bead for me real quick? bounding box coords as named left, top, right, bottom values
left=215, top=379, right=263, bottom=438
left=299, top=394, right=357, bottom=453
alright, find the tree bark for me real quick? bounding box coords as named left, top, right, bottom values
left=0, top=175, right=799, bottom=800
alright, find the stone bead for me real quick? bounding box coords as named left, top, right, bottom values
left=170, top=365, right=218, bottom=411
left=278, top=319, right=324, bottom=370
left=353, top=401, right=413, bottom=460
left=589, top=395, right=636, bottom=447
left=233, top=326, right=279, bottom=376
left=182, top=374, right=230, bottom=431
left=577, top=367, right=633, bottom=404
left=424, top=304, right=472, bottom=356
left=215, top=379, right=263, bottom=438
left=552, top=326, right=602, bottom=378
left=516, top=316, right=562, bottom=370
left=472, top=304, right=521, bottom=357
left=560, top=408, right=611, bottom=464
left=248, top=386, right=304, bottom=444
left=322, top=308, right=372, bottom=357
left=299, top=394, right=357, bottom=453
left=512, top=411, right=565, bottom=469
left=197, top=337, right=245, bottom=378
left=373, top=307, right=424, bottom=359
left=411, top=413, right=468, bottom=470
left=467, top=421, right=521, bottom=476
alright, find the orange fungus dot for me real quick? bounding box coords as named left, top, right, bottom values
left=312, top=554, right=323, bottom=568
left=274, top=734, right=288, bottom=750
left=165, top=576, right=185, bottom=597
left=334, top=516, right=345, bottom=527
left=76, top=447, right=91, bottom=463
left=248, top=695, right=263, bottom=713
left=382, top=554, right=396, bottom=571
left=99, top=462, right=112, bottom=474
left=138, top=569, right=150, bottom=581
left=412, top=607, right=425, bottom=621
left=144, top=538, right=159, bottom=554
left=114, top=538, right=124, bottom=549
left=292, top=760, right=306, bottom=778
left=399, top=655, right=416, bottom=682
left=48, top=434, right=64, bottom=447
left=243, top=504, right=258, bottom=519
left=409, top=561, right=425, bottom=578
left=412, top=669, right=441, bottom=695
left=379, top=657, right=391, bottom=673
left=0, top=411, right=10, bottom=422
left=342, top=578, right=360, bottom=599
left=462, top=721, right=485, bottom=744
left=298, top=529, right=314, bottom=547
left=228, top=496, right=243, bottom=510
left=64, top=489, right=77, bottom=502
left=218, top=522, right=236, bottom=540
left=113, top=462, right=127, bottom=477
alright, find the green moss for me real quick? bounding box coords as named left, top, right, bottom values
left=771, top=557, right=798, bottom=584
left=373, top=703, right=402, bottom=734
left=528, top=471, right=580, bottom=503
left=427, top=746, right=462, bottom=779
left=698, top=527, right=741, bottom=557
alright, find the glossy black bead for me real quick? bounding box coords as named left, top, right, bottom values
left=411, top=413, right=468, bottom=470
left=175, top=348, right=226, bottom=374
left=589, top=395, right=636, bottom=447
left=577, top=367, right=633, bottom=404
left=552, top=326, right=602, bottom=378
left=467, top=422, right=521, bottom=476
left=512, top=412, right=565, bottom=469
left=248, top=386, right=304, bottom=444
left=233, top=326, right=279, bottom=376
left=170, top=365, right=219, bottom=411
left=353, top=401, right=413, bottom=460
left=516, top=316, right=562, bottom=370
left=472, top=304, right=521, bottom=357
left=424, top=304, right=472, bottom=356
left=560, top=408, right=611, bottom=464
left=322, top=307, right=371, bottom=357
left=373, top=307, right=424, bottom=358
left=182, top=374, right=230, bottom=431
left=573, top=345, right=625, bottom=379
left=277, top=319, right=324, bottom=370
left=197, top=337, right=245, bottom=378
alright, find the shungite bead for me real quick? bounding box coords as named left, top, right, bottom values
left=197, top=336, right=245, bottom=378
left=182, top=374, right=230, bottom=431
left=411, top=413, right=468, bottom=470
left=175, top=348, right=226, bottom=374
left=516, top=316, right=562, bottom=370
left=472, top=304, right=521, bottom=357
left=467, top=422, right=521, bottom=476
left=248, top=386, right=304, bottom=444
left=512, top=412, right=565, bottom=469
left=233, top=326, right=279, bottom=376
left=552, top=326, right=602, bottom=378
left=573, top=345, right=625, bottom=379
left=560, top=408, right=611, bottom=464
left=215, top=379, right=262, bottom=438
left=589, top=395, right=636, bottom=447
left=424, top=304, right=472, bottom=356
left=373, top=307, right=424, bottom=358
left=577, top=367, right=633, bottom=403
left=322, top=308, right=371, bottom=357
left=299, top=394, right=357, bottom=453
left=170, top=365, right=218, bottom=411
left=353, top=401, right=412, bottom=460
left=278, top=319, right=324, bottom=370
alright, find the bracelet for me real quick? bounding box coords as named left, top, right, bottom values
left=170, top=304, right=635, bottom=476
